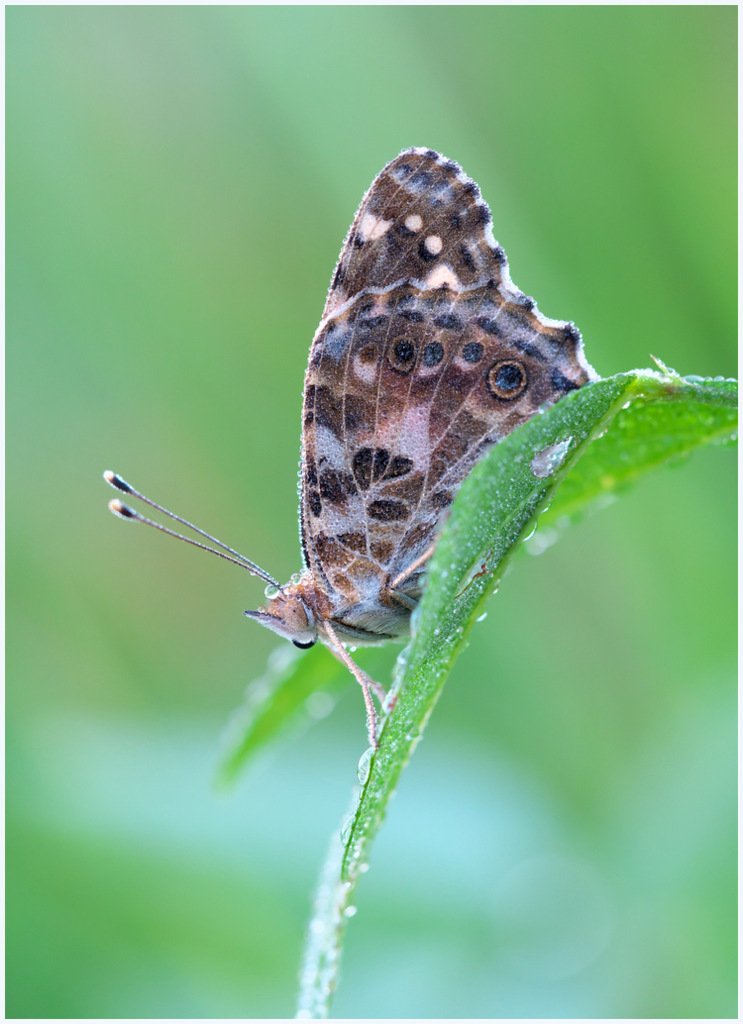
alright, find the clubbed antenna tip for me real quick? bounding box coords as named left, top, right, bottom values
left=108, top=498, right=138, bottom=520
left=103, top=470, right=132, bottom=494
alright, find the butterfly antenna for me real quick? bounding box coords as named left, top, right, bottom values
left=103, top=471, right=281, bottom=588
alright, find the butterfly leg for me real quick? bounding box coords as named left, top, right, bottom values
left=322, top=620, right=384, bottom=748
left=387, top=543, right=437, bottom=607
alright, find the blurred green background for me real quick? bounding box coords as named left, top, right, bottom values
left=7, top=7, right=736, bottom=1019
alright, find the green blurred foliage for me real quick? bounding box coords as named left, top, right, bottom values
left=7, top=6, right=736, bottom=1019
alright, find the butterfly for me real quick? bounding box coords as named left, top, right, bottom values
left=106, top=147, right=596, bottom=748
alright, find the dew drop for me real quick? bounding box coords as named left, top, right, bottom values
left=357, top=747, right=374, bottom=784
left=526, top=527, right=560, bottom=556
left=344, top=905, right=358, bottom=918
left=530, top=437, right=572, bottom=479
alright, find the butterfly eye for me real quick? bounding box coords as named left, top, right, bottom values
left=292, top=639, right=316, bottom=649
left=487, top=360, right=528, bottom=400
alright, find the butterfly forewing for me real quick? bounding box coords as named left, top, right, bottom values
left=323, top=148, right=510, bottom=318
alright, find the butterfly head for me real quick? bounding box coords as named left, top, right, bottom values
left=244, top=575, right=324, bottom=649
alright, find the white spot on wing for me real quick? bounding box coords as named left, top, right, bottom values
left=425, top=234, right=443, bottom=255
left=422, top=265, right=462, bottom=290
left=314, top=425, right=345, bottom=465
left=405, top=214, right=423, bottom=232
left=353, top=354, right=378, bottom=384
left=358, top=211, right=393, bottom=242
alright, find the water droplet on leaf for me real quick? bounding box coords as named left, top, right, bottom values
left=357, top=747, right=374, bottom=784
left=530, top=438, right=573, bottom=479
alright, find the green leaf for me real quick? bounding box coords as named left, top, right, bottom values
left=544, top=372, right=737, bottom=525
left=295, top=369, right=736, bottom=1018
left=216, top=643, right=346, bottom=785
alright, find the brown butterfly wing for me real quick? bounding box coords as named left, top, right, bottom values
left=323, top=147, right=514, bottom=318
left=301, top=149, right=596, bottom=600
